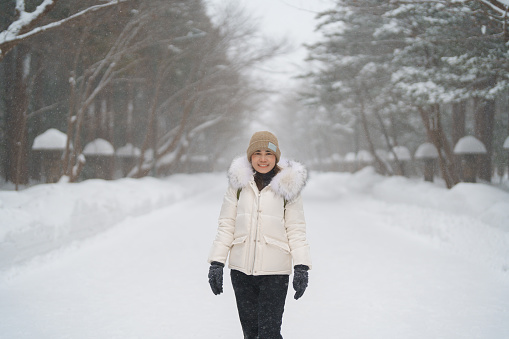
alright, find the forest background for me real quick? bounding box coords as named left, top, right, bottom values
left=1, top=0, right=509, bottom=190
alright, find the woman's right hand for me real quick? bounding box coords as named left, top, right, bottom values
left=208, top=262, right=224, bottom=295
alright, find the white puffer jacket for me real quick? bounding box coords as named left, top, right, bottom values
left=208, top=156, right=312, bottom=275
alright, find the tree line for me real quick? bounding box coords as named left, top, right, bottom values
left=3, top=0, right=508, bottom=189
left=0, top=0, right=283, bottom=187
left=277, top=0, right=509, bottom=188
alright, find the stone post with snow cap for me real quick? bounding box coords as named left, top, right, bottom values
left=415, top=142, right=439, bottom=182
left=453, top=136, right=487, bottom=183
left=32, top=128, right=70, bottom=183
left=82, top=138, right=115, bottom=180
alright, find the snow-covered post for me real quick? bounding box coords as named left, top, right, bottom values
left=453, top=136, right=487, bottom=183
left=82, top=138, right=115, bottom=180
left=32, top=128, right=69, bottom=183
left=415, top=142, right=439, bottom=182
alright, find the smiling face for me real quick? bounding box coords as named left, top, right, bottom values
left=251, top=149, right=276, bottom=173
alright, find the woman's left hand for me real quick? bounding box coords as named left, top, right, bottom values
left=292, top=265, right=309, bottom=300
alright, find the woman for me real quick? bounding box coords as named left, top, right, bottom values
left=207, top=131, right=312, bottom=339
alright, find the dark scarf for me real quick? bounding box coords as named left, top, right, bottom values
left=254, top=167, right=277, bottom=191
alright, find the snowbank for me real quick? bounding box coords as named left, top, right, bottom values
left=306, top=167, right=509, bottom=274
left=0, top=173, right=218, bottom=271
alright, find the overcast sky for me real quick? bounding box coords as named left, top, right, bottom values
left=205, top=0, right=334, bottom=87
left=204, top=0, right=335, bottom=134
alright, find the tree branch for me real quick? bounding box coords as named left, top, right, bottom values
left=0, top=0, right=128, bottom=61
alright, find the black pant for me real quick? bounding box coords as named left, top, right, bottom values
left=230, top=269, right=289, bottom=339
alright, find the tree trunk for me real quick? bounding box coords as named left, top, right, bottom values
left=474, top=98, right=495, bottom=182
left=451, top=101, right=466, bottom=178
left=106, top=87, right=114, bottom=146
left=419, top=105, right=459, bottom=189
left=435, top=105, right=460, bottom=186
left=62, top=71, right=77, bottom=179
left=135, top=77, right=161, bottom=178
left=3, top=44, right=30, bottom=187
left=126, top=82, right=134, bottom=145
left=451, top=101, right=466, bottom=146
left=372, top=106, right=392, bottom=175
left=29, top=52, right=45, bottom=182
left=353, top=117, right=360, bottom=172
left=358, top=94, right=389, bottom=175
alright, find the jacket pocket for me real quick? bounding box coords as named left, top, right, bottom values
left=262, top=235, right=292, bottom=272
left=264, top=235, right=290, bottom=253
left=231, top=235, right=248, bottom=246
left=229, top=235, right=248, bottom=268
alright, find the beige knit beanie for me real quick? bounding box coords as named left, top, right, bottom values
left=246, top=131, right=281, bottom=163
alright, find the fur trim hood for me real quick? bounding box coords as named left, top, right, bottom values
left=227, top=156, right=308, bottom=202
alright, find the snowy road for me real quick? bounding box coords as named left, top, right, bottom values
left=1, top=171, right=508, bottom=338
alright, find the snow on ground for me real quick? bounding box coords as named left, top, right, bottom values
left=0, top=174, right=210, bottom=270
left=0, top=168, right=508, bottom=338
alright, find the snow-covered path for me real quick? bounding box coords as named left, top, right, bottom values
left=1, top=171, right=508, bottom=338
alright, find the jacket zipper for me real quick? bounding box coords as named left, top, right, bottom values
left=251, top=190, right=261, bottom=274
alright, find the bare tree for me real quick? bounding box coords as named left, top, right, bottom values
left=62, top=8, right=150, bottom=182
left=0, top=0, right=129, bottom=188
left=1, top=0, right=289, bottom=185
left=129, top=1, right=289, bottom=177
left=419, top=105, right=460, bottom=189
left=0, top=0, right=128, bottom=62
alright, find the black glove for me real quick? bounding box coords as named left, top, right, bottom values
left=208, top=261, right=224, bottom=295
left=293, top=265, right=309, bottom=300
